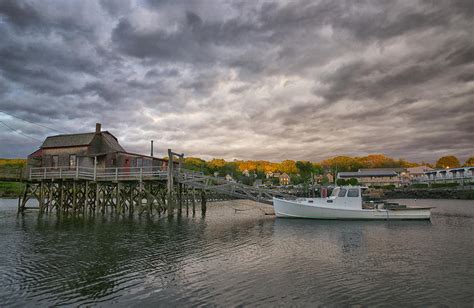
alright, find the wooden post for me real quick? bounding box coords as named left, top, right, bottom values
left=39, top=181, right=44, bottom=213
left=85, top=181, right=89, bottom=212
left=95, top=183, right=100, bottom=212
left=43, top=167, right=46, bottom=179
left=59, top=181, right=64, bottom=213
left=115, top=182, right=119, bottom=213
left=59, top=167, right=62, bottom=179
left=73, top=181, right=77, bottom=212
left=75, top=165, right=79, bottom=180
left=201, top=190, right=207, bottom=216
left=29, top=168, right=32, bottom=181
left=167, top=149, right=174, bottom=217
left=192, top=188, right=196, bottom=216
left=115, top=168, right=118, bottom=182
left=93, top=156, right=97, bottom=181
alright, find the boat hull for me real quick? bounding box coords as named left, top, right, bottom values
left=273, top=198, right=431, bottom=220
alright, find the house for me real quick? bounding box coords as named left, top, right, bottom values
left=242, top=169, right=250, bottom=177
left=415, top=167, right=474, bottom=185
left=337, top=170, right=401, bottom=187
left=406, top=166, right=434, bottom=180
left=28, top=123, right=170, bottom=170
left=265, top=171, right=273, bottom=179
left=279, top=173, right=290, bottom=185
left=225, top=174, right=234, bottom=182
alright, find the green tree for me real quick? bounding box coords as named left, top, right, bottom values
left=296, top=161, right=316, bottom=183
left=436, top=156, right=460, bottom=169
left=347, top=178, right=359, bottom=186
left=336, top=178, right=347, bottom=185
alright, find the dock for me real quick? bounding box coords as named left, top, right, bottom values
left=17, top=150, right=294, bottom=216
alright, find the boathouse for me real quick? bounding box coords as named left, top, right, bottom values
left=28, top=123, right=169, bottom=170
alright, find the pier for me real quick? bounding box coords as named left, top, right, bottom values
left=17, top=149, right=294, bottom=216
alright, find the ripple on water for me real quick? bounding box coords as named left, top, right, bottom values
left=0, top=199, right=473, bottom=306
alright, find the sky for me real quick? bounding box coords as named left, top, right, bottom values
left=0, top=0, right=473, bottom=163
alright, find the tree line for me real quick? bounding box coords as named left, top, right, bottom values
left=183, top=154, right=474, bottom=185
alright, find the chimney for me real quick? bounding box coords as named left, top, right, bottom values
left=150, top=140, right=154, bottom=157
left=95, top=123, right=101, bottom=134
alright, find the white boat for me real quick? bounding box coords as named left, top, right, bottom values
left=273, top=186, right=432, bottom=220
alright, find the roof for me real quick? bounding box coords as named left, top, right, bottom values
left=425, top=166, right=474, bottom=174
left=41, top=133, right=95, bottom=148
left=358, top=168, right=406, bottom=173
left=338, top=170, right=398, bottom=177
left=41, top=131, right=124, bottom=151
left=407, top=166, right=434, bottom=174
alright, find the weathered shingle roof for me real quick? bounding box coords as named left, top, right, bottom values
left=101, top=132, right=125, bottom=152
left=41, top=133, right=96, bottom=148
left=41, top=131, right=125, bottom=152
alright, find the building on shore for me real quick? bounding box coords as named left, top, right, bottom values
left=337, top=170, right=401, bottom=187
left=414, top=167, right=474, bottom=185
left=279, top=173, right=290, bottom=186
left=28, top=123, right=170, bottom=170
left=406, top=166, right=434, bottom=181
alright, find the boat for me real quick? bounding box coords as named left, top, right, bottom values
left=273, top=186, right=432, bottom=220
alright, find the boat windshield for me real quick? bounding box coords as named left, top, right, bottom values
left=330, top=188, right=340, bottom=197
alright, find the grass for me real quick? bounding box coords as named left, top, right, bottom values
left=0, top=182, right=25, bottom=198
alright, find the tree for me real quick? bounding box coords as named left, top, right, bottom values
left=336, top=178, right=346, bottom=185
left=279, top=160, right=298, bottom=174
left=347, top=178, right=359, bottom=186
left=464, top=157, right=474, bottom=166
left=296, top=161, right=316, bottom=183
left=436, top=156, right=460, bottom=169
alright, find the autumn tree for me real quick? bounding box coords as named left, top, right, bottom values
left=278, top=160, right=298, bottom=174
left=464, top=157, right=474, bottom=166
left=435, top=156, right=460, bottom=169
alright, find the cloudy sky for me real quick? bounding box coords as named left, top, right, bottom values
left=0, top=0, right=473, bottom=162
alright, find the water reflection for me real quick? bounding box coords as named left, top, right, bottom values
left=0, top=199, right=473, bottom=306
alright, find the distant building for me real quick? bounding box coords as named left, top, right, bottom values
left=28, top=123, right=170, bottom=170
left=265, top=171, right=273, bottom=179
left=279, top=173, right=290, bottom=185
left=242, top=169, right=250, bottom=177
left=406, top=166, right=434, bottom=181
left=254, top=179, right=263, bottom=187
left=414, top=167, right=474, bottom=185
left=337, top=170, right=401, bottom=187
left=225, top=174, right=234, bottom=182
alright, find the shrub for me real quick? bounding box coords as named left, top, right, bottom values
left=431, top=182, right=459, bottom=188
left=412, top=183, right=429, bottom=188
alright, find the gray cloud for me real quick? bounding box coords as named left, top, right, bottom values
left=0, top=0, right=473, bottom=163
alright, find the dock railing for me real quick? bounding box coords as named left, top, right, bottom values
left=29, top=166, right=169, bottom=182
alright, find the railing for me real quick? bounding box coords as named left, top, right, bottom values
left=0, top=167, right=27, bottom=181
left=29, top=166, right=168, bottom=182
left=412, top=174, right=474, bottom=183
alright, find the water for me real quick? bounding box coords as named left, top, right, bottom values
left=0, top=199, right=473, bottom=306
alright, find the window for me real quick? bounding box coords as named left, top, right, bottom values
left=347, top=189, right=359, bottom=197
left=330, top=188, right=340, bottom=197
left=136, top=158, right=143, bottom=167
left=69, top=155, right=76, bottom=168
left=52, top=155, right=59, bottom=168
left=338, top=189, right=347, bottom=197
left=111, top=158, right=116, bottom=167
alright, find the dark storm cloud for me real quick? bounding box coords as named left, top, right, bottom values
left=0, top=0, right=472, bottom=162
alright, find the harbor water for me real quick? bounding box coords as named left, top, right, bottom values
left=0, top=199, right=473, bottom=306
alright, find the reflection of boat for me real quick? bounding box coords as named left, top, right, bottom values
left=273, top=186, right=432, bottom=220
